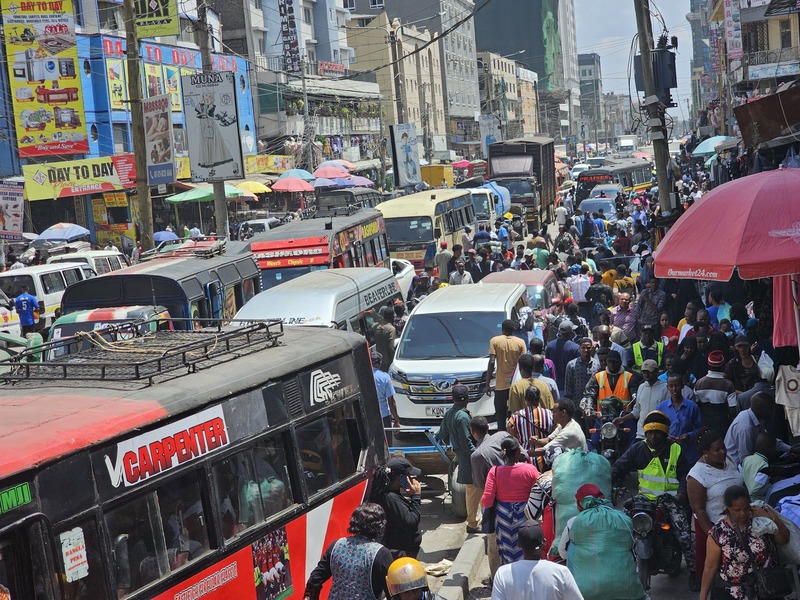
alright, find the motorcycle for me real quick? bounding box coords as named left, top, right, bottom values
left=585, top=395, right=632, bottom=463
left=624, top=495, right=683, bottom=590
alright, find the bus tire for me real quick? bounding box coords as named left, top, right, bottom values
left=449, top=459, right=467, bottom=519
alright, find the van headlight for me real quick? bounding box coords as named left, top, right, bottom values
left=390, top=368, right=408, bottom=385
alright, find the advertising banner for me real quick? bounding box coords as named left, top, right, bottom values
left=181, top=71, right=244, bottom=182
left=566, top=135, right=577, bottom=156
left=479, top=114, right=501, bottom=159
left=245, top=154, right=295, bottom=174
left=1, top=0, right=88, bottom=157
left=134, top=0, right=179, bottom=38
left=0, top=180, right=24, bottom=241
left=163, top=65, right=182, bottom=112
left=142, top=94, right=176, bottom=185
left=23, top=155, right=137, bottom=201
left=106, top=58, right=127, bottom=110
left=724, top=0, right=744, bottom=60
left=710, top=24, right=722, bottom=74
left=278, top=0, right=301, bottom=73
left=389, top=124, right=421, bottom=188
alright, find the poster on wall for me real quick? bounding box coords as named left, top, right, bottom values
left=163, top=65, right=182, bottom=112
left=479, top=115, right=502, bottom=159
left=0, top=180, right=24, bottom=241
left=278, top=0, right=301, bottom=73
left=724, top=0, right=743, bottom=60
left=389, top=123, right=421, bottom=188
left=106, top=58, right=127, bottom=110
left=1, top=0, right=88, bottom=157
left=181, top=71, right=244, bottom=182
left=142, top=94, right=175, bottom=185
left=134, top=0, right=179, bottom=38
left=144, top=63, right=165, bottom=97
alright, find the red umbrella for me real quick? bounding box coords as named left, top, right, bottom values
left=654, top=169, right=800, bottom=281
left=271, top=177, right=314, bottom=192
left=313, top=166, right=351, bottom=179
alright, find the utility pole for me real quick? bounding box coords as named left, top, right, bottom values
left=379, top=104, right=387, bottom=191
left=301, top=60, right=314, bottom=171
left=121, top=0, right=154, bottom=250
left=389, top=28, right=404, bottom=123
left=197, top=3, right=229, bottom=239
left=633, top=0, right=672, bottom=216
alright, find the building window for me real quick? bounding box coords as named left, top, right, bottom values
left=343, top=0, right=355, bottom=9
left=112, top=123, right=129, bottom=153
left=307, top=49, right=316, bottom=64
left=780, top=20, right=792, bottom=49
left=303, top=7, right=312, bottom=24
left=370, top=0, right=384, bottom=8
left=98, top=1, right=123, bottom=30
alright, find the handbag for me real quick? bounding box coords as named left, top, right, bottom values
left=481, top=466, right=501, bottom=534
left=736, top=526, right=793, bottom=599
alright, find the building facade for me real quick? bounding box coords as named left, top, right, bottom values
left=347, top=0, right=481, bottom=156
left=515, top=67, right=541, bottom=137
left=477, top=52, right=518, bottom=140
left=0, top=0, right=263, bottom=244
left=349, top=13, right=447, bottom=161
left=603, top=92, right=634, bottom=143
left=578, top=53, right=604, bottom=135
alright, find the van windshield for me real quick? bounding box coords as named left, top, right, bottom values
left=0, top=275, right=34, bottom=298
left=471, top=194, right=491, bottom=219
left=396, top=311, right=504, bottom=360
left=384, top=217, right=433, bottom=243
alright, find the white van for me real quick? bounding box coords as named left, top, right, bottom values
left=47, top=249, right=130, bottom=274
left=0, top=263, right=94, bottom=335
left=234, top=267, right=403, bottom=338
left=389, top=283, right=529, bottom=426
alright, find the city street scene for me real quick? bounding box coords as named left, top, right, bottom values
left=1, top=0, right=800, bottom=598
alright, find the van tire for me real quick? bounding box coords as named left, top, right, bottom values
left=449, top=459, right=467, bottom=519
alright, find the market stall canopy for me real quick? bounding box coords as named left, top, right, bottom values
left=692, top=136, right=735, bottom=156
left=715, top=137, right=741, bottom=153
left=153, top=230, right=179, bottom=243
left=277, top=169, right=314, bottom=181
left=313, top=166, right=351, bottom=179
left=317, top=159, right=355, bottom=171
left=271, top=177, right=315, bottom=193
left=653, top=168, right=800, bottom=281
left=235, top=181, right=272, bottom=194
left=38, top=223, right=90, bottom=242
left=312, top=178, right=337, bottom=189
left=453, top=160, right=470, bottom=168
left=349, top=175, right=375, bottom=187
left=164, top=185, right=243, bottom=204
left=334, top=177, right=355, bottom=188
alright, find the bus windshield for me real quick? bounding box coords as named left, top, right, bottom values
left=261, top=264, right=329, bottom=290
left=501, top=180, right=535, bottom=198
left=397, top=311, right=504, bottom=360
left=471, top=193, right=491, bottom=219
left=384, top=217, right=433, bottom=243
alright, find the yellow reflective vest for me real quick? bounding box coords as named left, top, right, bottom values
left=632, top=342, right=664, bottom=371
left=638, top=442, right=681, bottom=500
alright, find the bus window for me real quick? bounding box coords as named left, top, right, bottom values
left=105, top=472, right=210, bottom=596
left=57, top=520, right=108, bottom=599
left=0, top=537, right=26, bottom=599
left=212, top=437, right=294, bottom=541
left=295, top=404, right=360, bottom=497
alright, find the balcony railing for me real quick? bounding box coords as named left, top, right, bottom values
left=743, top=46, right=800, bottom=67
left=253, top=55, right=376, bottom=83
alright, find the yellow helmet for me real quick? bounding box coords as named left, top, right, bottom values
left=386, top=557, right=428, bottom=597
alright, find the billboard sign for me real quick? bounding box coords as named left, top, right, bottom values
left=724, top=0, right=744, bottom=60
left=0, top=180, right=24, bottom=241
left=134, top=0, right=179, bottom=38
left=566, top=135, right=577, bottom=156
left=278, top=0, right=301, bottom=73
left=23, top=155, right=137, bottom=201
left=1, top=0, right=88, bottom=157
left=142, top=94, right=176, bottom=185
left=181, top=71, right=244, bottom=182
left=478, top=115, right=501, bottom=159
left=389, top=124, right=421, bottom=188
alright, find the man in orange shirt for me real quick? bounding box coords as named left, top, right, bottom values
left=486, top=319, right=527, bottom=431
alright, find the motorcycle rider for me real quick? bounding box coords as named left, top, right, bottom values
left=385, top=557, right=444, bottom=600
left=612, top=410, right=696, bottom=588
left=627, top=324, right=665, bottom=372
left=581, top=350, right=638, bottom=450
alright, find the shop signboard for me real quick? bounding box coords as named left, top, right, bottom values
left=748, top=62, right=800, bottom=80
left=181, top=71, right=244, bottom=182
left=389, top=124, right=421, bottom=188
left=134, top=0, right=179, bottom=38
left=278, top=0, right=301, bottom=73
left=724, top=0, right=744, bottom=60
left=106, top=58, right=127, bottom=110
left=23, top=155, right=137, bottom=201
left=0, top=180, right=24, bottom=241
left=245, top=154, right=295, bottom=174
left=142, top=94, right=176, bottom=185
left=566, top=135, right=577, bottom=156
left=1, top=0, right=88, bottom=157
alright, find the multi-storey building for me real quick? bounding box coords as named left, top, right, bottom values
left=477, top=52, right=518, bottom=140
left=347, top=0, right=481, bottom=156
left=515, top=67, right=541, bottom=137
left=578, top=53, right=604, bottom=136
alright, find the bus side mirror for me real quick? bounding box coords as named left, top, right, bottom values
left=434, top=228, right=442, bottom=239
left=114, top=534, right=131, bottom=590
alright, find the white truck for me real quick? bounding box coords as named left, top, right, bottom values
left=617, top=135, right=638, bottom=155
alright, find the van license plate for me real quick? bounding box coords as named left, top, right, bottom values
left=425, top=407, right=447, bottom=417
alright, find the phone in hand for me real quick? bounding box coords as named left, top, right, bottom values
left=400, top=475, right=409, bottom=488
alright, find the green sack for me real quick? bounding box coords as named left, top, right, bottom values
left=552, top=449, right=611, bottom=545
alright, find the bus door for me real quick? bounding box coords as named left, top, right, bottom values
left=205, top=280, right=225, bottom=320
left=0, top=514, right=65, bottom=599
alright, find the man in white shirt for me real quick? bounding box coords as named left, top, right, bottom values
left=613, top=359, right=669, bottom=438
left=492, top=520, right=583, bottom=600
left=448, top=259, right=473, bottom=285
left=531, top=398, right=587, bottom=456
left=555, top=204, right=569, bottom=227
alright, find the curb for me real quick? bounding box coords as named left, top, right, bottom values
left=436, top=533, right=486, bottom=600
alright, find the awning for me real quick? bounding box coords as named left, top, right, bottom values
left=766, top=0, right=798, bottom=16
left=286, top=76, right=381, bottom=100
left=350, top=159, right=383, bottom=171
left=228, top=174, right=274, bottom=186
left=715, top=137, right=742, bottom=153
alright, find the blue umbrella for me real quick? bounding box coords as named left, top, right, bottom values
left=277, top=168, right=314, bottom=181
left=154, top=230, right=179, bottom=243
left=692, top=136, right=733, bottom=156
left=334, top=177, right=355, bottom=188
left=38, top=222, right=90, bottom=241
left=312, top=178, right=337, bottom=189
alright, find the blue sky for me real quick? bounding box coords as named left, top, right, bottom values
left=575, top=0, right=694, bottom=127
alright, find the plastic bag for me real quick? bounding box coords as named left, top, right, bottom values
left=751, top=516, right=778, bottom=536
left=758, top=351, right=775, bottom=383
left=784, top=146, right=800, bottom=169
left=552, top=449, right=612, bottom=543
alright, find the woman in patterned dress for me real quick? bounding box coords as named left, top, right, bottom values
left=698, top=485, right=790, bottom=600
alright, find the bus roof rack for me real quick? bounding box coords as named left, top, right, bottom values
left=1, top=319, right=284, bottom=385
